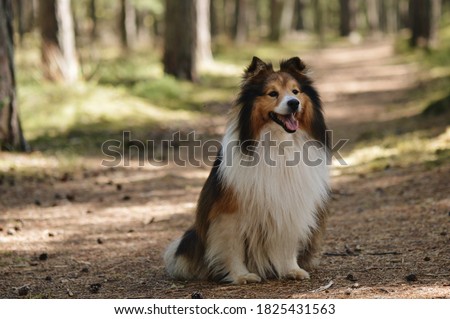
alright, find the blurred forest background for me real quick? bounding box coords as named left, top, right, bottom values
left=1, top=0, right=449, bottom=156
left=0, top=0, right=449, bottom=298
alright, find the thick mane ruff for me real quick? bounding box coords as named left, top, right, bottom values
left=236, top=83, right=262, bottom=152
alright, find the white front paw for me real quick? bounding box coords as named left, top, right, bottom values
left=231, top=273, right=262, bottom=285
left=285, top=268, right=310, bottom=280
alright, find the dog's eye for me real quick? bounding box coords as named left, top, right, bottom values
left=292, top=89, right=299, bottom=95
left=268, top=91, right=279, bottom=98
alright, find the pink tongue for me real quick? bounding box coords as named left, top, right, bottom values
left=284, top=115, right=298, bottom=131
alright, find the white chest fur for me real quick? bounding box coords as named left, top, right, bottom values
left=218, top=123, right=330, bottom=276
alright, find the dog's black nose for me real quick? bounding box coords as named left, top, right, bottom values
left=287, top=99, right=300, bottom=112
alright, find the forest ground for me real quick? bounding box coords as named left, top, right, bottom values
left=0, top=39, right=449, bottom=298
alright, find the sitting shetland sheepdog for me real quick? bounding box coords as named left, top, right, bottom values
left=164, top=56, right=330, bottom=284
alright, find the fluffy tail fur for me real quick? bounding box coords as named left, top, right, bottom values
left=164, top=228, right=207, bottom=280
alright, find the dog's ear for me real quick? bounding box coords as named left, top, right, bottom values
left=280, top=57, right=306, bottom=73
left=244, top=56, right=273, bottom=79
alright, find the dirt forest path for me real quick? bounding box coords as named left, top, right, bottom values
left=1, top=40, right=449, bottom=298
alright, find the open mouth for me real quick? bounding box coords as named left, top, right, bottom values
left=269, top=112, right=299, bottom=133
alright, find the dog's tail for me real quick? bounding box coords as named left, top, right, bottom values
left=164, top=237, right=193, bottom=279
left=164, top=228, right=207, bottom=280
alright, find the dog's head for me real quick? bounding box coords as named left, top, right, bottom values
left=236, top=56, right=327, bottom=149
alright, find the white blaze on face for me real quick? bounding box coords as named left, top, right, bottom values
left=274, top=94, right=301, bottom=115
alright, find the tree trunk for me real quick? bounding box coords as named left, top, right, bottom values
left=245, top=0, right=257, bottom=39
left=294, top=0, right=305, bottom=31
left=234, top=0, right=248, bottom=44
left=386, top=0, right=398, bottom=33
left=429, top=0, right=442, bottom=48
left=14, top=0, right=37, bottom=45
left=256, top=0, right=265, bottom=37
left=119, top=0, right=137, bottom=49
left=210, top=0, right=219, bottom=37
left=269, top=0, right=283, bottom=41
left=224, top=0, right=236, bottom=38
left=88, top=0, right=97, bottom=40
left=211, top=0, right=229, bottom=38
left=409, top=0, right=441, bottom=48
left=339, top=0, right=356, bottom=36
left=366, top=0, right=380, bottom=35
left=136, top=10, right=151, bottom=43
left=380, top=0, right=390, bottom=33
left=280, top=0, right=295, bottom=36
left=14, top=0, right=27, bottom=44
left=409, top=0, right=426, bottom=47
left=163, top=0, right=197, bottom=81
left=312, top=0, right=324, bottom=46
left=398, top=0, right=410, bottom=30
left=0, top=0, right=29, bottom=151
left=197, top=0, right=213, bottom=66
left=39, top=0, right=79, bottom=83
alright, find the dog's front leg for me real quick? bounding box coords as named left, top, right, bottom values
left=266, top=239, right=310, bottom=280
left=284, top=256, right=311, bottom=280
left=205, top=214, right=261, bottom=284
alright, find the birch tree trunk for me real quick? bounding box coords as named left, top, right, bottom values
left=39, top=0, right=79, bottom=83
left=119, top=0, right=136, bottom=49
left=197, top=0, right=213, bottom=66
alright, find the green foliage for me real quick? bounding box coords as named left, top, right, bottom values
left=18, top=79, right=202, bottom=155
left=132, top=0, right=164, bottom=15
left=14, top=44, right=240, bottom=156
left=131, top=76, right=192, bottom=110
left=342, top=127, right=450, bottom=174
